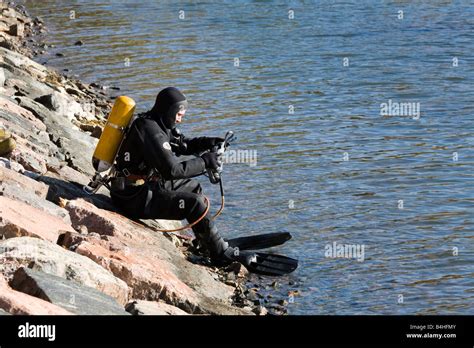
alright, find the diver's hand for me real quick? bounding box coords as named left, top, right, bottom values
left=201, top=152, right=221, bottom=170
left=203, top=137, right=225, bottom=150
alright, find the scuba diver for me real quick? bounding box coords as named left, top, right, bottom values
left=109, top=87, right=297, bottom=276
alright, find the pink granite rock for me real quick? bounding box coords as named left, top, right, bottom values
left=0, top=196, right=74, bottom=242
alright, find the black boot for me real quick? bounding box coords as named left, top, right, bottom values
left=193, top=217, right=257, bottom=267
left=193, top=217, right=229, bottom=263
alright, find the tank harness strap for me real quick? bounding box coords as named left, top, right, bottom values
left=144, top=187, right=153, bottom=216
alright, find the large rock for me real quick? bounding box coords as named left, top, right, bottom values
left=73, top=238, right=200, bottom=313
left=13, top=96, right=98, bottom=175
left=0, top=237, right=130, bottom=305
left=125, top=300, right=188, bottom=315
left=1, top=45, right=106, bottom=121
left=10, top=267, right=129, bottom=315
left=34, top=93, right=60, bottom=111
left=0, top=48, right=101, bottom=175
left=63, top=198, right=252, bottom=315
left=65, top=198, right=181, bottom=239
left=0, top=165, right=48, bottom=198
left=0, top=166, right=70, bottom=223
left=0, top=95, right=47, bottom=132
left=0, top=96, right=60, bottom=171
left=0, top=46, right=50, bottom=84
left=0, top=274, right=72, bottom=315
left=9, top=23, right=24, bottom=37
left=34, top=91, right=95, bottom=122
left=0, top=196, right=74, bottom=241
left=14, top=95, right=64, bottom=124
left=11, top=131, right=52, bottom=159
left=2, top=69, right=56, bottom=101
left=0, top=157, right=27, bottom=173
left=0, top=183, right=71, bottom=224
left=7, top=142, right=48, bottom=174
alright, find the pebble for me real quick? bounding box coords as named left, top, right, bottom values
left=88, top=232, right=101, bottom=239
left=252, top=305, right=268, bottom=316
left=237, top=284, right=247, bottom=294
left=77, top=225, right=88, bottom=235
left=66, top=87, right=81, bottom=96
left=246, top=289, right=259, bottom=302
left=268, top=306, right=288, bottom=315
left=225, top=262, right=240, bottom=273
left=225, top=280, right=237, bottom=287
left=288, top=290, right=300, bottom=297
left=55, top=52, right=64, bottom=57
left=164, top=233, right=181, bottom=248
left=74, top=40, right=84, bottom=46
left=226, top=272, right=236, bottom=281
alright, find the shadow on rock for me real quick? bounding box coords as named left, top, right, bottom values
left=38, top=171, right=117, bottom=212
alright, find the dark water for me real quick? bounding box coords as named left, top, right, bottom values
left=24, top=0, right=474, bottom=314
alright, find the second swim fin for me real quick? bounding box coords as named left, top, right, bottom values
left=227, top=232, right=291, bottom=251
left=237, top=251, right=298, bottom=276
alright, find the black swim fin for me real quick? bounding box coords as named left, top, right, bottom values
left=227, top=232, right=292, bottom=251
left=242, top=252, right=298, bottom=276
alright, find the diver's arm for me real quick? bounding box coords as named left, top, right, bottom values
left=139, top=120, right=206, bottom=179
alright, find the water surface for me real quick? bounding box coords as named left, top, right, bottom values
left=25, top=0, right=474, bottom=314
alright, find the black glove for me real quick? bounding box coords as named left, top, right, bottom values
left=203, top=137, right=225, bottom=150
left=201, top=152, right=221, bottom=170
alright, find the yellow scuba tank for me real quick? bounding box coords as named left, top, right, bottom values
left=92, top=96, right=136, bottom=172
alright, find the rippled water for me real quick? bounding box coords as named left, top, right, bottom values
left=24, top=0, right=474, bottom=314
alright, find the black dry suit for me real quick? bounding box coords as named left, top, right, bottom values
left=110, top=87, right=232, bottom=262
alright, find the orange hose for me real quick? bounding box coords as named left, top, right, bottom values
left=212, top=194, right=225, bottom=220
left=151, top=195, right=210, bottom=232
left=151, top=193, right=225, bottom=233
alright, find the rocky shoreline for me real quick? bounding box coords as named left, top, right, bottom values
left=0, top=2, right=293, bottom=316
